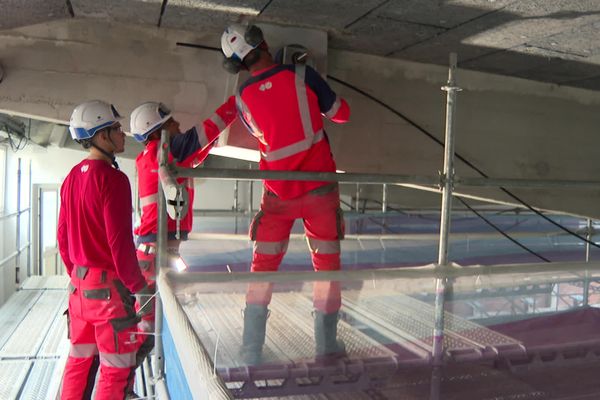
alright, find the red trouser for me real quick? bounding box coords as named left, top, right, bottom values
left=61, top=267, right=139, bottom=400
left=135, top=241, right=179, bottom=330
left=136, top=244, right=157, bottom=332
left=247, top=184, right=344, bottom=313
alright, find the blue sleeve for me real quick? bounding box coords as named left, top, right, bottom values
left=170, top=127, right=201, bottom=162
left=304, top=65, right=337, bottom=114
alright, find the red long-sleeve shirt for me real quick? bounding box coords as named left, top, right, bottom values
left=57, top=159, right=146, bottom=293
left=135, top=97, right=237, bottom=243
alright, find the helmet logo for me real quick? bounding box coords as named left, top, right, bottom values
left=230, top=37, right=237, bottom=43
left=81, top=164, right=89, bottom=173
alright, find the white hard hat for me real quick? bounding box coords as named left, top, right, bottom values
left=69, top=100, right=122, bottom=141
left=221, top=24, right=260, bottom=61
left=130, top=102, right=172, bottom=142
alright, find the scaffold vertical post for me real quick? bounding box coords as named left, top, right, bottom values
left=584, top=218, right=593, bottom=306
left=16, top=159, right=21, bottom=283
left=431, top=52, right=461, bottom=400
left=248, top=163, right=254, bottom=215
left=233, top=180, right=239, bottom=212
left=382, top=183, right=388, bottom=213
left=586, top=219, right=593, bottom=262
left=154, top=129, right=169, bottom=385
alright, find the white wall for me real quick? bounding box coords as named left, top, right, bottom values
left=22, top=145, right=136, bottom=186
left=193, top=179, right=262, bottom=212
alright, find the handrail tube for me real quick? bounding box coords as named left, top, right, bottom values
left=166, top=260, right=600, bottom=285
left=173, top=167, right=600, bottom=189
left=0, top=251, right=19, bottom=268
left=175, top=167, right=440, bottom=185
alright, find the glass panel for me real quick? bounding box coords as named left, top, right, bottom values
left=19, top=210, right=29, bottom=247
left=40, top=189, right=58, bottom=274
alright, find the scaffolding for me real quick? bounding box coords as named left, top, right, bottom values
left=149, top=54, right=600, bottom=400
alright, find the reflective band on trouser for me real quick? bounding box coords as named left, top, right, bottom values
left=209, top=112, right=227, bottom=133
left=324, top=97, right=341, bottom=119
left=69, top=343, right=99, bottom=358
left=194, top=124, right=211, bottom=148
left=140, top=193, right=158, bottom=207
left=307, top=237, right=340, bottom=254
left=100, top=351, right=137, bottom=368
left=254, top=240, right=289, bottom=255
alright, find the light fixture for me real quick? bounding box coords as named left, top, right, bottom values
left=174, top=257, right=188, bottom=273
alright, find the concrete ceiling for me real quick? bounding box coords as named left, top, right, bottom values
left=2, top=0, right=600, bottom=91
left=2, top=0, right=600, bottom=220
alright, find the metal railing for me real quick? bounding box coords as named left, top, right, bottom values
left=151, top=53, right=600, bottom=400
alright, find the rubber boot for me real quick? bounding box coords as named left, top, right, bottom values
left=314, top=310, right=346, bottom=359
left=240, top=304, right=269, bottom=365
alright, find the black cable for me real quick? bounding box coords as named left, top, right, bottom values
left=1, top=124, right=28, bottom=152
left=456, top=197, right=551, bottom=263
left=328, top=74, right=600, bottom=251
left=176, top=42, right=221, bottom=52
left=367, top=216, right=399, bottom=234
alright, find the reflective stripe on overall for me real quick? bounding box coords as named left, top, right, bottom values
left=247, top=184, right=344, bottom=313
left=61, top=267, right=140, bottom=400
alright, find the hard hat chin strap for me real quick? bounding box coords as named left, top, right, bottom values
left=90, top=140, right=119, bottom=170
left=243, top=48, right=262, bottom=69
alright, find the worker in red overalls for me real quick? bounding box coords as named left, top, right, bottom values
left=58, top=100, right=152, bottom=399
left=220, top=24, right=351, bottom=364
left=129, top=99, right=237, bottom=346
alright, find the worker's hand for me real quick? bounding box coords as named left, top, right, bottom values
left=135, top=284, right=155, bottom=317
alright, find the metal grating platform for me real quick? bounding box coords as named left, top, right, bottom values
left=0, top=290, right=43, bottom=350
left=0, top=276, right=69, bottom=400
left=21, top=275, right=69, bottom=290
left=0, top=290, right=68, bottom=358
left=19, top=359, right=64, bottom=400
left=0, top=360, right=32, bottom=399
left=178, top=291, right=396, bottom=370
left=343, top=290, right=524, bottom=361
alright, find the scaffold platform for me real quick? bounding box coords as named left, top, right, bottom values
left=161, top=260, right=600, bottom=399
left=0, top=275, right=69, bottom=400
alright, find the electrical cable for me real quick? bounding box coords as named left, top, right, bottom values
left=172, top=41, right=593, bottom=254
left=328, top=74, right=600, bottom=252
left=1, top=123, right=28, bottom=152
left=456, top=197, right=551, bottom=262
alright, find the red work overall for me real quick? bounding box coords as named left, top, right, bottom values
left=237, top=64, right=350, bottom=313
left=62, top=267, right=140, bottom=399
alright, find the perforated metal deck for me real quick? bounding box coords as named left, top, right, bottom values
left=343, top=290, right=524, bottom=361
left=0, top=275, right=69, bottom=400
